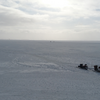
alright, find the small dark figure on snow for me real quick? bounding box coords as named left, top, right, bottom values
left=83, top=64, right=88, bottom=70
left=78, top=64, right=83, bottom=68
left=94, top=65, right=98, bottom=71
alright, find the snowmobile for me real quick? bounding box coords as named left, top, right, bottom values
left=94, top=65, right=100, bottom=72
left=78, top=64, right=88, bottom=70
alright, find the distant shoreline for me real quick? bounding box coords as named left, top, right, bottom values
left=0, top=39, right=100, bottom=43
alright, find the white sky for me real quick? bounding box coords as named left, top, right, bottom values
left=0, top=0, right=100, bottom=41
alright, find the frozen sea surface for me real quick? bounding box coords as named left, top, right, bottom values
left=0, top=40, right=100, bottom=100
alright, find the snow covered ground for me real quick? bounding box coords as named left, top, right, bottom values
left=0, top=40, right=100, bottom=100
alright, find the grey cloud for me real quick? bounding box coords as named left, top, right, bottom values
left=16, top=1, right=60, bottom=16
left=0, top=6, right=36, bottom=26
left=96, top=9, right=100, bottom=11
left=0, top=0, right=19, bottom=8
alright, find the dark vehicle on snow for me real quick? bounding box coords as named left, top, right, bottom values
left=94, top=65, right=100, bottom=72
left=78, top=64, right=88, bottom=70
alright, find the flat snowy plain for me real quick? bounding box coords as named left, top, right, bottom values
left=0, top=40, right=100, bottom=100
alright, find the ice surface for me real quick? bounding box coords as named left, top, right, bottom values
left=0, top=40, right=100, bottom=100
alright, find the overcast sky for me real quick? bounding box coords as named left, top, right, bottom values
left=0, top=0, right=100, bottom=41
